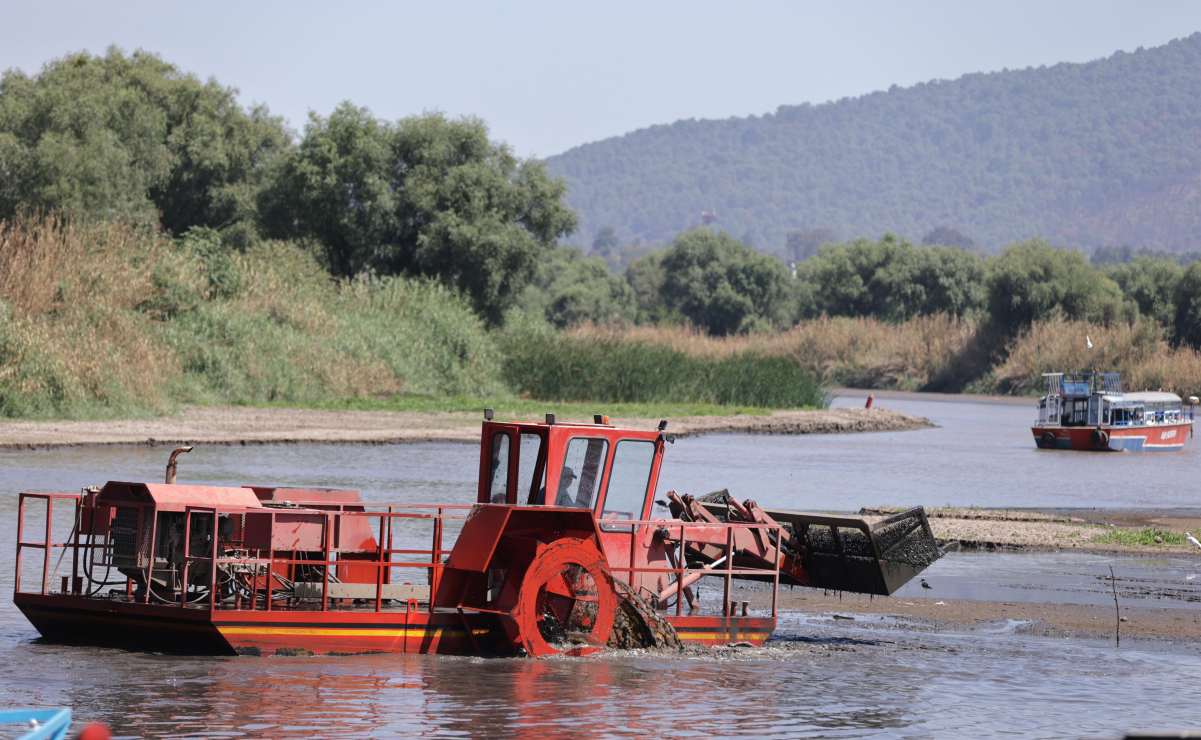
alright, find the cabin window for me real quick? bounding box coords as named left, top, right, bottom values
left=555, top=437, right=609, bottom=509
left=601, top=440, right=655, bottom=532
left=488, top=433, right=510, bottom=503
left=519, top=432, right=547, bottom=504
left=1065, top=399, right=1088, bottom=426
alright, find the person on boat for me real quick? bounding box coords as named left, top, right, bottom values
left=554, top=466, right=578, bottom=506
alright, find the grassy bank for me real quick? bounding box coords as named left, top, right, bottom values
left=0, top=217, right=506, bottom=418
left=565, top=316, right=1201, bottom=398
left=6, top=217, right=1197, bottom=421
left=0, top=218, right=820, bottom=419
left=267, top=395, right=772, bottom=419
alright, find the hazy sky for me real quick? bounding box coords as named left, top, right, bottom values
left=3, top=1, right=1200, bottom=157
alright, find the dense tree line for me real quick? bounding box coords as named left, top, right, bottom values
left=0, top=49, right=287, bottom=245
left=7, top=49, right=1201, bottom=355
left=0, top=50, right=573, bottom=323
left=600, top=229, right=1201, bottom=351
left=547, top=33, right=1201, bottom=255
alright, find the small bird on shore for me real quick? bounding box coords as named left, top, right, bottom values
left=920, top=578, right=932, bottom=590
left=1186, top=532, right=1201, bottom=551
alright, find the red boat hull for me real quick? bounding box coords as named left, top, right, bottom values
left=14, top=593, right=773, bottom=656
left=1031, top=422, right=1192, bottom=451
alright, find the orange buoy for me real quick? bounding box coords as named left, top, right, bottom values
left=78, top=723, right=113, bottom=740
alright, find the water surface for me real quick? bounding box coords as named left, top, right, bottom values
left=0, top=396, right=1198, bottom=737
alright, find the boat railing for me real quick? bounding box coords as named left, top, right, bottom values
left=13, top=492, right=82, bottom=597
left=599, top=517, right=783, bottom=619
left=14, top=495, right=784, bottom=619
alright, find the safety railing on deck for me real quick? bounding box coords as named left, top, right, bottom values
left=175, top=503, right=474, bottom=614
left=14, top=492, right=83, bottom=596
left=15, top=495, right=783, bottom=621
left=598, top=517, right=783, bottom=619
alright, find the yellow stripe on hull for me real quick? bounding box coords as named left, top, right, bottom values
left=217, top=626, right=490, bottom=638
left=677, top=632, right=771, bottom=641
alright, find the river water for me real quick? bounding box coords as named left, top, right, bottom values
left=1, top=396, right=1199, bottom=738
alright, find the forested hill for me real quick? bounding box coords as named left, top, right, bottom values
left=546, top=33, right=1201, bottom=255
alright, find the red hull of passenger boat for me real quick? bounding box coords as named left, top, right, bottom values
left=1032, top=422, right=1192, bottom=451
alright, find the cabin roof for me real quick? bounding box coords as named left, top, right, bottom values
left=97, top=482, right=263, bottom=511
left=1119, top=391, right=1182, bottom=404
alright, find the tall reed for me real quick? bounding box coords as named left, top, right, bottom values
left=0, top=216, right=505, bottom=417
left=500, top=324, right=824, bottom=407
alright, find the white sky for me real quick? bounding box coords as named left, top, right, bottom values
left=3, top=1, right=1200, bottom=157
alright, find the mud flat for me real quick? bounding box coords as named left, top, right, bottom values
left=863, top=506, right=1201, bottom=555
left=775, top=590, right=1201, bottom=643
left=0, top=405, right=931, bottom=449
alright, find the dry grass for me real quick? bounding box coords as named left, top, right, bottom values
left=994, top=317, right=1201, bottom=396
left=773, top=315, right=975, bottom=389
left=570, top=315, right=1201, bottom=397
left=569, top=315, right=976, bottom=390
left=0, top=215, right=504, bottom=417
left=0, top=215, right=171, bottom=315
left=0, top=216, right=182, bottom=415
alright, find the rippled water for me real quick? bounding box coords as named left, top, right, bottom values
left=1, top=396, right=1199, bottom=737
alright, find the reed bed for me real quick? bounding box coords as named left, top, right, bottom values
left=568, top=315, right=1201, bottom=398
left=993, top=317, right=1201, bottom=396
left=568, top=315, right=975, bottom=391
left=6, top=214, right=1201, bottom=418
left=500, top=325, right=824, bottom=408
left=0, top=216, right=504, bottom=417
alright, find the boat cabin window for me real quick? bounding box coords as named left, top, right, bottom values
left=556, top=437, right=608, bottom=508
left=488, top=432, right=510, bottom=503
left=518, top=432, right=547, bottom=504
left=1062, top=399, right=1089, bottom=426
left=600, top=440, right=655, bottom=532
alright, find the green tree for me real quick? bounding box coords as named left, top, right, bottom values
left=264, top=105, right=576, bottom=322
left=259, top=104, right=398, bottom=277
left=784, top=227, right=837, bottom=262
left=658, top=229, right=791, bottom=335
left=986, top=240, right=1128, bottom=334
left=799, top=236, right=985, bottom=320
left=624, top=250, right=670, bottom=324
left=518, top=247, right=635, bottom=328
left=1173, top=262, right=1201, bottom=349
left=0, top=48, right=288, bottom=243
left=1105, top=256, right=1183, bottom=326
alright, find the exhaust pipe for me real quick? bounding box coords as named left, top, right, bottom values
left=165, top=446, right=194, bottom=484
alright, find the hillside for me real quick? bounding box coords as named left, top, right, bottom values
left=546, top=34, right=1201, bottom=254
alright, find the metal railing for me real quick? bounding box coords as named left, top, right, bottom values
left=599, top=517, right=783, bottom=618
left=178, top=504, right=473, bottom=614
left=15, top=496, right=783, bottom=621
left=14, top=492, right=83, bottom=596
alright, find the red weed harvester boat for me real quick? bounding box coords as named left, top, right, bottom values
left=13, top=412, right=942, bottom=657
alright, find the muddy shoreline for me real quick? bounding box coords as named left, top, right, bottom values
left=0, top=405, right=931, bottom=449
left=776, top=591, right=1201, bottom=643
left=860, top=506, right=1201, bottom=555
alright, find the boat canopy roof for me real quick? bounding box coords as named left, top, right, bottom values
left=1118, top=391, right=1182, bottom=404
